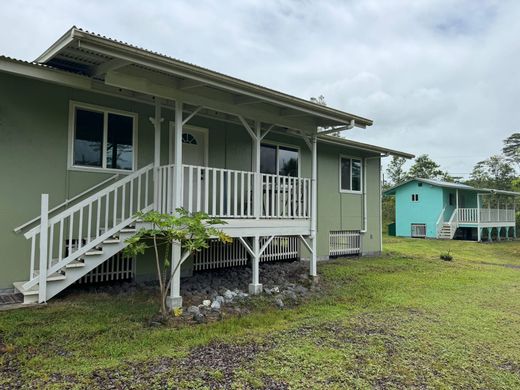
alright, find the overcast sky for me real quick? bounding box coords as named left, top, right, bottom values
left=1, top=0, right=519, bottom=177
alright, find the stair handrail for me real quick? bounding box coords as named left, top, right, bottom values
left=21, top=164, right=155, bottom=292
left=435, top=205, right=447, bottom=238
left=14, top=173, right=120, bottom=234
left=448, top=208, right=458, bottom=239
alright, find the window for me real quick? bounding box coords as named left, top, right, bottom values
left=449, top=193, right=454, bottom=206
left=412, top=194, right=419, bottom=202
left=411, top=224, right=426, bottom=238
left=260, top=143, right=299, bottom=176
left=182, top=133, right=198, bottom=145
left=71, top=103, right=136, bottom=172
left=340, top=156, right=362, bottom=193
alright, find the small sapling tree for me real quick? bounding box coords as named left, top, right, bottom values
left=124, top=209, right=231, bottom=317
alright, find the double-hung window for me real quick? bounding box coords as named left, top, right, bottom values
left=260, top=144, right=299, bottom=177
left=340, top=156, right=362, bottom=193
left=70, top=102, right=137, bottom=172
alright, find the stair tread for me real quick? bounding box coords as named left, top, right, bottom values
left=66, top=260, right=85, bottom=268
left=33, top=271, right=66, bottom=281
left=13, top=281, right=38, bottom=295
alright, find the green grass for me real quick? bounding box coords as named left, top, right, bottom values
left=2, top=237, right=520, bottom=388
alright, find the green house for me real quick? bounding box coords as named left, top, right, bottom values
left=0, top=27, right=412, bottom=306
left=384, top=178, right=519, bottom=240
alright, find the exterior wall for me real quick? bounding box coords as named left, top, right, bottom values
left=314, top=142, right=381, bottom=257
left=0, top=72, right=168, bottom=289
left=395, top=181, right=443, bottom=238
left=0, top=71, right=383, bottom=288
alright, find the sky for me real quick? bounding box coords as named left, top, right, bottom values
left=1, top=0, right=519, bottom=177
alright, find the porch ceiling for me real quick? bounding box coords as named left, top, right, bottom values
left=35, top=27, right=373, bottom=133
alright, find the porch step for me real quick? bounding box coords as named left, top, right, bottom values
left=12, top=282, right=38, bottom=304
left=66, top=260, right=85, bottom=268
left=33, top=270, right=66, bottom=282
left=103, top=238, right=120, bottom=244
left=85, top=248, right=103, bottom=256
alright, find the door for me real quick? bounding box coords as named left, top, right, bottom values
left=170, top=124, right=208, bottom=212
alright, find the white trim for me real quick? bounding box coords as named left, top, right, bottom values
left=339, top=155, right=363, bottom=194
left=260, top=140, right=301, bottom=177
left=68, top=100, right=138, bottom=173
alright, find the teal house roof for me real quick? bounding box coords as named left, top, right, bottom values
left=384, top=178, right=520, bottom=196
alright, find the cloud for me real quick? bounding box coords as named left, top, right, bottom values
left=1, top=0, right=519, bottom=177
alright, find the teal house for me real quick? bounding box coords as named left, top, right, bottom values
left=384, top=178, right=519, bottom=241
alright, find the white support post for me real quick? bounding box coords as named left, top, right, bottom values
left=456, top=189, right=459, bottom=223
left=38, top=194, right=49, bottom=303
left=167, top=99, right=184, bottom=310
left=253, top=121, right=261, bottom=220
left=150, top=100, right=162, bottom=210
left=310, top=135, right=318, bottom=278
left=477, top=193, right=481, bottom=242
left=249, top=235, right=262, bottom=294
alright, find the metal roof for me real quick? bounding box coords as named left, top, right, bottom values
left=384, top=178, right=520, bottom=196
left=34, top=27, right=373, bottom=130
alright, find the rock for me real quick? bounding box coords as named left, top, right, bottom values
left=202, top=299, right=211, bottom=307
left=283, top=290, right=297, bottom=301
left=294, top=285, right=308, bottom=295
left=211, top=300, right=221, bottom=310
left=193, top=313, right=205, bottom=324
left=215, top=295, right=225, bottom=304
left=187, top=306, right=200, bottom=315
left=271, top=286, right=280, bottom=293
left=274, top=298, right=284, bottom=308
left=223, top=290, right=236, bottom=300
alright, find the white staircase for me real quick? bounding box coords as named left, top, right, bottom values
left=14, top=164, right=155, bottom=304
left=438, top=223, right=454, bottom=240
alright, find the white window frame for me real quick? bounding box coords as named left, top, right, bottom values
left=68, top=101, right=138, bottom=174
left=260, top=141, right=301, bottom=177
left=412, top=193, right=420, bottom=202
left=339, top=155, right=363, bottom=194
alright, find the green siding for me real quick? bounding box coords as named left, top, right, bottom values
left=0, top=72, right=383, bottom=288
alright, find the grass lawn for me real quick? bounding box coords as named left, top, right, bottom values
left=2, top=237, right=520, bottom=388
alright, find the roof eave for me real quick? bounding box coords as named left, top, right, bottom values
left=36, top=27, right=373, bottom=128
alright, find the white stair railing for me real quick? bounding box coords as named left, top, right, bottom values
left=448, top=209, right=458, bottom=238
left=22, top=164, right=154, bottom=295
left=435, top=206, right=447, bottom=238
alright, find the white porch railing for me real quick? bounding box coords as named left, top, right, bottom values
left=22, top=164, right=155, bottom=291
left=457, top=208, right=516, bottom=223
left=157, top=164, right=311, bottom=219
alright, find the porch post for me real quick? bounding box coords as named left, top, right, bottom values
left=310, top=134, right=318, bottom=277
left=167, top=99, right=184, bottom=310
left=249, top=235, right=262, bottom=294
left=253, top=121, right=261, bottom=220
left=38, top=194, right=49, bottom=303
left=456, top=189, right=459, bottom=223
left=152, top=100, right=162, bottom=210
left=477, top=193, right=481, bottom=241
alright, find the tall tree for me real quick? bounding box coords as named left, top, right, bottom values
left=386, top=156, right=407, bottom=186
left=310, top=95, right=341, bottom=137
left=468, top=155, right=516, bottom=190
left=406, top=154, right=450, bottom=181
left=502, top=132, right=520, bottom=170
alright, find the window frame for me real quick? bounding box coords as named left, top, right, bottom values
left=411, top=193, right=420, bottom=202
left=260, top=141, right=301, bottom=177
left=339, top=155, right=363, bottom=194
left=68, top=101, right=138, bottom=174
